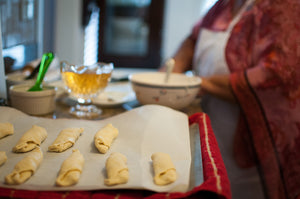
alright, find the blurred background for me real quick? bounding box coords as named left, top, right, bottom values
left=0, top=0, right=217, bottom=73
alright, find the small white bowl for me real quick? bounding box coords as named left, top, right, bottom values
left=129, top=72, right=201, bottom=110
left=9, top=84, right=56, bottom=115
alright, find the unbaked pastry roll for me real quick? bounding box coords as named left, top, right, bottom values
left=151, top=152, right=177, bottom=185
left=94, top=124, right=118, bottom=154
left=0, top=151, right=7, bottom=166
left=104, top=152, right=129, bottom=186
left=48, top=128, right=84, bottom=152
left=56, top=149, right=84, bottom=187
left=0, top=122, right=14, bottom=139
left=5, top=147, right=43, bottom=185
left=13, top=125, right=47, bottom=153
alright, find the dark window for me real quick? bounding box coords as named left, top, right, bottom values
left=97, top=0, right=165, bottom=68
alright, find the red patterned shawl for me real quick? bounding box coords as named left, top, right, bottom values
left=226, top=0, right=300, bottom=199
left=191, top=0, right=300, bottom=198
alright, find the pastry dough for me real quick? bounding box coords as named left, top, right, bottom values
left=5, top=147, right=43, bottom=185
left=12, top=125, right=47, bottom=153
left=94, top=124, right=118, bottom=154
left=104, top=152, right=129, bottom=186
left=0, top=122, right=14, bottom=139
left=151, top=152, right=177, bottom=185
left=48, top=128, right=84, bottom=152
left=56, top=149, right=84, bottom=186
left=0, top=151, right=7, bottom=166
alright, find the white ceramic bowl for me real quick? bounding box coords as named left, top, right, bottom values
left=129, top=72, right=201, bottom=110
left=9, top=84, right=56, bottom=115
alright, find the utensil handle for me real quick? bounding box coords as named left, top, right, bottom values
left=35, top=54, right=48, bottom=85
left=39, top=52, right=54, bottom=82
left=164, top=58, right=175, bottom=83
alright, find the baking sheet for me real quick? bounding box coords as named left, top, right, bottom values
left=0, top=105, right=203, bottom=193
left=188, top=123, right=203, bottom=190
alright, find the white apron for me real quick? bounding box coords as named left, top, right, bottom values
left=193, top=0, right=265, bottom=198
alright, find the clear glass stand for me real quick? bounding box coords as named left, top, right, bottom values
left=70, top=98, right=102, bottom=119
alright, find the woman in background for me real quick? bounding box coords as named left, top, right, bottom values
left=164, top=0, right=300, bottom=198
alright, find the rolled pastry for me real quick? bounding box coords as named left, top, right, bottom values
left=151, top=152, right=177, bottom=185
left=104, top=152, right=129, bottom=186
left=13, top=125, right=47, bottom=153
left=0, top=151, right=7, bottom=166
left=0, top=122, right=14, bottom=139
left=5, top=147, right=43, bottom=185
left=94, top=124, right=118, bottom=154
left=48, top=128, right=84, bottom=152
left=56, top=149, right=84, bottom=186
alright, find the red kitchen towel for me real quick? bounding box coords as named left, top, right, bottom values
left=0, top=112, right=231, bottom=199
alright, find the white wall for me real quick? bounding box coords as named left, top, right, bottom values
left=54, top=0, right=84, bottom=64
left=161, top=0, right=208, bottom=62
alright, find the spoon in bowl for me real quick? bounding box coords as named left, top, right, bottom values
left=27, top=52, right=54, bottom=91
left=164, top=58, right=175, bottom=83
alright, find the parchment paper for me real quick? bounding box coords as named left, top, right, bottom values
left=0, top=105, right=201, bottom=193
